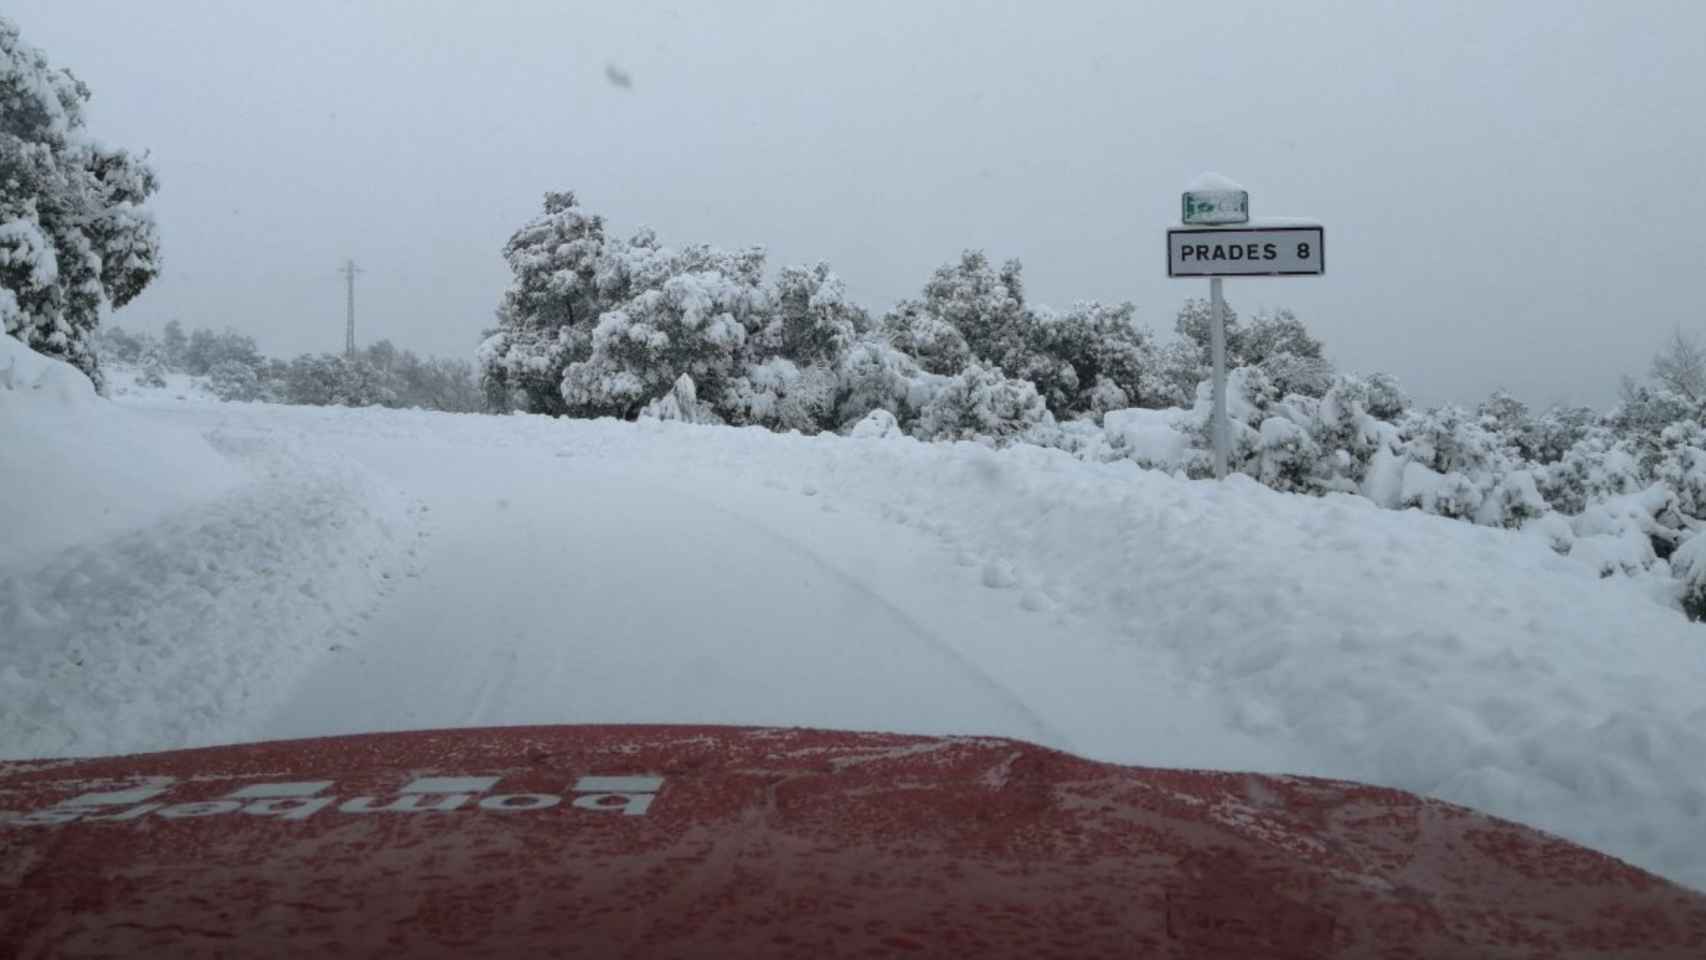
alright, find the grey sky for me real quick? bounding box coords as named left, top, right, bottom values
left=12, top=1, right=1704, bottom=407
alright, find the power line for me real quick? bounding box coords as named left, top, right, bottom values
left=339, top=259, right=363, bottom=356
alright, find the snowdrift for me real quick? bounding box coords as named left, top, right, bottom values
left=0, top=335, right=242, bottom=569
left=1, top=337, right=414, bottom=759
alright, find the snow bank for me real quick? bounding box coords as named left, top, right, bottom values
left=485, top=414, right=1704, bottom=890
left=1, top=337, right=416, bottom=757
left=0, top=335, right=243, bottom=569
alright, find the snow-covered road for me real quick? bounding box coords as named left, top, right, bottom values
left=244, top=407, right=1281, bottom=774
left=5, top=350, right=1705, bottom=891
left=262, top=450, right=1068, bottom=746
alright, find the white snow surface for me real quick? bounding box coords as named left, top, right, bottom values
left=4, top=369, right=1706, bottom=892
left=0, top=336, right=243, bottom=569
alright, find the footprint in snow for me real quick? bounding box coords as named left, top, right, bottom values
left=981, top=561, right=1017, bottom=589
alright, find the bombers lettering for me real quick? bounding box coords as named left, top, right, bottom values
left=1179, top=241, right=1279, bottom=263
left=1, top=774, right=666, bottom=826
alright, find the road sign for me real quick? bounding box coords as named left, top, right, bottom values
left=1168, top=225, right=1324, bottom=277
left=1181, top=189, right=1248, bottom=225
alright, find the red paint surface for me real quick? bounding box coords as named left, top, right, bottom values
left=3, top=725, right=1704, bottom=958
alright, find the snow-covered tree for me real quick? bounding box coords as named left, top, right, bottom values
left=160, top=319, right=187, bottom=370
left=478, top=192, right=615, bottom=414
left=831, top=334, right=943, bottom=430
left=136, top=349, right=167, bottom=388
left=913, top=363, right=1052, bottom=446
left=1016, top=300, right=1156, bottom=420
left=208, top=358, right=260, bottom=401
left=0, top=17, right=161, bottom=390
left=282, top=354, right=394, bottom=407
left=1651, top=329, right=1706, bottom=402
left=754, top=262, right=860, bottom=366
left=881, top=250, right=1028, bottom=378
left=92, top=323, right=151, bottom=364
left=561, top=269, right=762, bottom=419
left=881, top=300, right=974, bottom=376
left=1239, top=308, right=1331, bottom=397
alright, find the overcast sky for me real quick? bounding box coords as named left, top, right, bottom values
left=12, top=1, right=1705, bottom=407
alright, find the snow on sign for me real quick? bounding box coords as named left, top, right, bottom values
left=1167, top=224, right=1325, bottom=277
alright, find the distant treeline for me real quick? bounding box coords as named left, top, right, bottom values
left=96, top=321, right=483, bottom=413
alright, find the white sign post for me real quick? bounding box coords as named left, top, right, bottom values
left=1169, top=175, right=1324, bottom=479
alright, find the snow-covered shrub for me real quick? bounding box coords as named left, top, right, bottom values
left=93, top=324, right=152, bottom=365
left=831, top=335, right=942, bottom=429
left=849, top=408, right=903, bottom=440
left=562, top=270, right=760, bottom=419
left=208, top=359, right=260, bottom=402
left=913, top=363, right=1051, bottom=446
left=1568, top=484, right=1681, bottom=577
left=1016, top=300, right=1157, bottom=420
left=281, top=354, right=394, bottom=408
left=182, top=328, right=260, bottom=377
left=1256, top=416, right=1319, bottom=492
left=637, top=373, right=721, bottom=425
left=0, top=17, right=161, bottom=391
left=1669, top=533, right=1706, bottom=621
left=724, top=358, right=839, bottom=433
left=756, top=262, right=860, bottom=366
left=1536, top=429, right=1643, bottom=516
left=137, top=351, right=167, bottom=389
left=1654, top=421, right=1706, bottom=523
left=1240, top=308, right=1333, bottom=398
left=881, top=300, right=974, bottom=376
left=1305, top=374, right=1403, bottom=490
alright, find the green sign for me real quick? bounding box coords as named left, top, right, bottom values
left=1182, top=190, right=1249, bottom=225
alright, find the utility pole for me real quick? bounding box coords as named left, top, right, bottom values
left=339, top=259, right=362, bottom=357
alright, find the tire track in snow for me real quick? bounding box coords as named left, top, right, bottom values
left=649, top=479, right=1074, bottom=752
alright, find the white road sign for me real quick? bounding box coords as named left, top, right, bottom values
left=1167, top=225, right=1324, bottom=277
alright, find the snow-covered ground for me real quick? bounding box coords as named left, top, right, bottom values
left=5, top=341, right=1706, bottom=893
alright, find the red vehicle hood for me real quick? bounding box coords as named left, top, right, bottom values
left=4, top=724, right=1703, bottom=958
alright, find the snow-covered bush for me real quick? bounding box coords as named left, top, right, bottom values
left=137, top=351, right=167, bottom=389
left=1, top=17, right=161, bottom=390
left=848, top=408, right=903, bottom=440
left=724, top=358, right=839, bottom=433
left=1016, top=300, right=1157, bottom=420
left=561, top=270, right=760, bottom=419
left=281, top=354, right=394, bottom=408
left=881, top=300, right=974, bottom=377
left=1670, top=533, right=1706, bottom=621
left=208, top=359, right=260, bottom=402
left=637, top=373, right=721, bottom=425
left=913, top=363, right=1051, bottom=446
left=831, top=335, right=943, bottom=430
left=757, top=262, right=861, bottom=366
left=182, top=328, right=259, bottom=376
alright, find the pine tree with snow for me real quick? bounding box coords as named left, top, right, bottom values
left=881, top=251, right=1027, bottom=378
left=756, top=262, right=860, bottom=366
left=478, top=192, right=615, bottom=415
left=0, top=17, right=161, bottom=391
